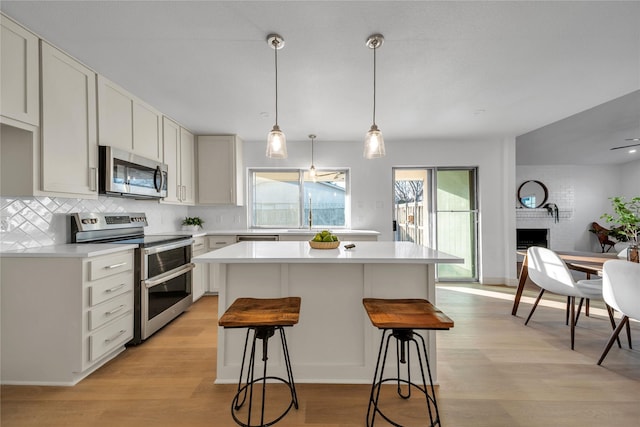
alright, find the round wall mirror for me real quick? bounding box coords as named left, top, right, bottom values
left=517, top=180, right=548, bottom=208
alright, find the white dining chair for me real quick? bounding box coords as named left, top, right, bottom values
left=597, top=260, right=640, bottom=365
left=525, top=246, right=615, bottom=350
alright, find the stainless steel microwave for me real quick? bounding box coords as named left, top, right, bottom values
left=99, top=146, right=168, bottom=199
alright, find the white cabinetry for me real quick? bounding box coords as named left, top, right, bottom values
left=191, top=236, right=207, bottom=301
left=206, top=235, right=237, bottom=293
left=1, top=39, right=97, bottom=198
left=0, top=250, right=135, bottom=385
left=40, top=41, right=98, bottom=197
left=0, top=14, right=39, bottom=127
left=162, top=117, right=195, bottom=205
left=97, top=75, right=162, bottom=162
left=196, top=135, right=244, bottom=206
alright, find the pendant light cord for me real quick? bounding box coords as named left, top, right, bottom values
left=274, top=38, right=279, bottom=127
left=372, top=43, right=377, bottom=126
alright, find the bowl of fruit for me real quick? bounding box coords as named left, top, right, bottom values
left=309, top=230, right=340, bottom=249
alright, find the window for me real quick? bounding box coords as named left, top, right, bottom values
left=250, top=169, right=349, bottom=228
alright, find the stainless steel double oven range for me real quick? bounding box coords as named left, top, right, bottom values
left=71, top=212, right=193, bottom=345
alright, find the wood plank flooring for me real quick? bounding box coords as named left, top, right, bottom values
left=2, top=283, right=640, bottom=426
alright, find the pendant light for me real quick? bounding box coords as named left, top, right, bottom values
left=309, top=134, right=317, bottom=180
left=364, top=34, right=386, bottom=159
left=266, top=34, right=287, bottom=158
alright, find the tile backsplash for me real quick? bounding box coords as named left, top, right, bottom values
left=0, top=196, right=188, bottom=251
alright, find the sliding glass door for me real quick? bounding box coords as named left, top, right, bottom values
left=393, top=167, right=478, bottom=281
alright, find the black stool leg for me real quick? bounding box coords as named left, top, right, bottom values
left=279, top=327, right=299, bottom=409
left=230, top=326, right=298, bottom=427
left=367, top=329, right=442, bottom=427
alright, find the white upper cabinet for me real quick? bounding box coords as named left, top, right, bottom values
left=162, top=117, right=180, bottom=203
left=40, top=41, right=98, bottom=197
left=97, top=75, right=162, bottom=162
left=196, top=135, right=244, bottom=206
left=161, top=117, right=194, bottom=205
left=180, top=127, right=195, bottom=204
left=0, top=14, right=39, bottom=127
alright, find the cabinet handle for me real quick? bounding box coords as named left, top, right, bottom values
left=193, top=243, right=205, bottom=249
left=176, top=185, right=181, bottom=201
left=105, top=262, right=127, bottom=270
left=105, top=283, right=126, bottom=293
left=215, top=242, right=227, bottom=245
left=104, top=329, right=127, bottom=344
left=105, top=305, right=126, bottom=316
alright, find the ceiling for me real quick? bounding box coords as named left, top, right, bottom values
left=2, top=1, right=639, bottom=165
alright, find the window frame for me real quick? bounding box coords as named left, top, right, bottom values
left=248, top=167, right=351, bottom=229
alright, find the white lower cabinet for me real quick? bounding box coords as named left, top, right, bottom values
left=206, top=235, right=237, bottom=293
left=0, top=250, right=134, bottom=385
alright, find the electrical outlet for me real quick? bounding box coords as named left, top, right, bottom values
left=0, top=216, right=11, bottom=233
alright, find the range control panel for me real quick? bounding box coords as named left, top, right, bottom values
left=72, top=212, right=148, bottom=230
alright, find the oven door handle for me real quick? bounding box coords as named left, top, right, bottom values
left=144, top=263, right=195, bottom=289
left=143, top=238, right=194, bottom=256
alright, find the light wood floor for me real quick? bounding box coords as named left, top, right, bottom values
left=2, top=283, right=640, bottom=426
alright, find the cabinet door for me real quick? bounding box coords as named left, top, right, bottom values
left=133, top=101, right=162, bottom=162
left=40, top=41, right=97, bottom=197
left=197, top=135, right=243, bottom=205
left=161, top=117, right=181, bottom=203
left=0, top=15, right=39, bottom=126
left=97, top=75, right=133, bottom=152
left=180, top=128, right=195, bottom=204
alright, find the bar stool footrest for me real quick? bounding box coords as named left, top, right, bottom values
left=232, top=376, right=298, bottom=427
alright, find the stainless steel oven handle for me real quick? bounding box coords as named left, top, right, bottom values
left=143, top=238, right=194, bottom=255
left=144, top=263, right=195, bottom=289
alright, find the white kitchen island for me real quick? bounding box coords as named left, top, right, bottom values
left=193, top=240, right=462, bottom=384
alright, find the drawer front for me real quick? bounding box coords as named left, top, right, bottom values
left=192, top=236, right=206, bottom=255
left=207, top=235, right=235, bottom=249
left=89, top=313, right=133, bottom=363
left=89, top=271, right=134, bottom=306
left=88, top=292, right=133, bottom=331
left=89, top=252, right=133, bottom=281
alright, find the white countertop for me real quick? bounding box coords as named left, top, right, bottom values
left=193, top=241, right=463, bottom=264
left=178, top=228, right=380, bottom=236
left=0, top=243, right=138, bottom=258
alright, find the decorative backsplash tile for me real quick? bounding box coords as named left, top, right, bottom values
left=0, top=196, right=187, bottom=252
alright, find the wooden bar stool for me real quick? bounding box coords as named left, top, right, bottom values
left=362, top=298, right=454, bottom=427
left=218, top=297, right=301, bottom=427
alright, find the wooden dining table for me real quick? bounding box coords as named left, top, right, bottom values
left=511, top=250, right=618, bottom=316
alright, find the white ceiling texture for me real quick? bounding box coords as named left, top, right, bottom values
left=2, top=1, right=639, bottom=165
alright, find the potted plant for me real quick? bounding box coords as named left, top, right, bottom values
left=182, top=216, right=204, bottom=231
left=601, top=196, right=640, bottom=262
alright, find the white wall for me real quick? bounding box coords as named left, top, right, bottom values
left=516, top=162, right=639, bottom=253
left=233, top=137, right=516, bottom=285
left=621, top=159, right=640, bottom=198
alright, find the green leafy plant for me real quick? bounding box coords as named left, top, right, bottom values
left=601, top=196, right=640, bottom=244
left=182, top=216, right=204, bottom=227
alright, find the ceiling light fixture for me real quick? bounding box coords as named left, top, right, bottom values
left=364, top=34, right=386, bottom=159
left=309, top=134, right=317, bottom=180
left=266, top=34, right=287, bottom=158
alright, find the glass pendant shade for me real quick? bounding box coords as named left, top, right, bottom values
left=266, top=125, right=287, bottom=158
left=364, top=124, right=385, bottom=158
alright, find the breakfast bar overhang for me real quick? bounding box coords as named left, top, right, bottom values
left=193, top=241, right=463, bottom=384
